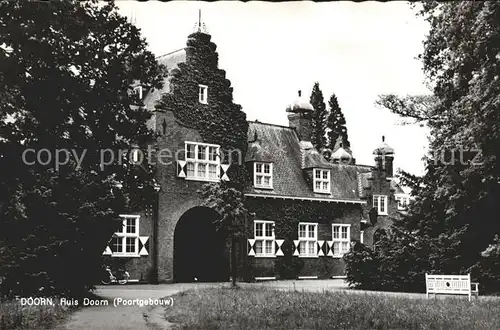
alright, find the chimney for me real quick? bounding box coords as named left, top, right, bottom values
left=286, top=90, right=314, bottom=142
left=373, top=135, right=395, bottom=177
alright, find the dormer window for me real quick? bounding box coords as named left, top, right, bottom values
left=254, top=162, right=273, bottom=189
left=313, top=168, right=330, bottom=193
left=199, top=84, right=208, bottom=104
left=396, top=195, right=409, bottom=210
left=185, top=141, right=220, bottom=182
left=133, top=85, right=143, bottom=100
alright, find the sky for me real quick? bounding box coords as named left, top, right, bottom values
left=116, top=1, right=431, bottom=178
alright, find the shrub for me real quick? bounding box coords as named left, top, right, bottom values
left=344, top=229, right=429, bottom=293
left=343, top=241, right=380, bottom=290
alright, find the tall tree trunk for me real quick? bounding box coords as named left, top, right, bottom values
left=231, top=234, right=237, bottom=287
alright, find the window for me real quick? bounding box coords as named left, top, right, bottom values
left=332, top=224, right=350, bottom=257
left=298, top=223, right=318, bottom=257
left=110, top=215, right=140, bottom=257
left=185, top=142, right=220, bottom=182
left=254, top=162, right=273, bottom=189
left=396, top=195, right=409, bottom=210
left=373, top=195, right=388, bottom=215
left=130, top=147, right=142, bottom=164
left=254, top=220, right=275, bottom=257
left=313, top=168, right=330, bottom=193
left=133, top=85, right=143, bottom=100
left=199, top=84, right=208, bottom=104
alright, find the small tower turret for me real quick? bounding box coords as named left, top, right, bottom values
left=373, top=136, right=394, bottom=177
left=287, top=90, right=314, bottom=142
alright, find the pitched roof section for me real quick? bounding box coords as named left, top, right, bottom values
left=330, top=164, right=370, bottom=200
left=144, top=49, right=187, bottom=129
left=303, top=148, right=332, bottom=169
left=143, top=49, right=402, bottom=203
left=245, top=140, right=274, bottom=163
left=145, top=48, right=186, bottom=112
left=246, top=121, right=369, bottom=203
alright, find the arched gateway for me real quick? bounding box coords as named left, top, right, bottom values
left=173, top=206, right=229, bottom=282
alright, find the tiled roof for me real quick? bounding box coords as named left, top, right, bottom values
left=245, top=140, right=273, bottom=162
left=303, top=146, right=332, bottom=169
left=246, top=121, right=370, bottom=202
left=144, top=49, right=187, bottom=129
left=144, top=49, right=400, bottom=203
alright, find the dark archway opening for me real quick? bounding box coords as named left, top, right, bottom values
left=173, top=206, right=229, bottom=282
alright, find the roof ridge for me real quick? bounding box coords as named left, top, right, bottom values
left=156, top=48, right=186, bottom=59
left=353, top=164, right=374, bottom=168
left=330, top=163, right=373, bottom=169
left=247, top=120, right=294, bottom=130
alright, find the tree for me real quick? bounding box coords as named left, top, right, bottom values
left=375, top=94, right=438, bottom=126
left=326, top=93, right=350, bottom=150
left=346, top=1, right=500, bottom=292
left=309, top=82, right=327, bottom=150
left=198, top=183, right=249, bottom=287
left=398, top=1, right=500, bottom=273
left=0, top=0, right=165, bottom=298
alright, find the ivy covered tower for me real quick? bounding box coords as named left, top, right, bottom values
left=144, top=14, right=250, bottom=283
left=158, top=13, right=248, bottom=186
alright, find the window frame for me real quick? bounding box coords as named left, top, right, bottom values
left=185, top=141, right=220, bottom=182
left=198, top=84, right=208, bottom=104
left=298, top=222, right=318, bottom=258
left=133, top=85, right=143, bottom=100
left=253, top=220, right=275, bottom=258
left=254, top=162, right=273, bottom=189
left=130, top=147, right=141, bottom=164
left=395, top=194, right=409, bottom=210
left=110, top=215, right=140, bottom=257
left=373, top=195, right=388, bottom=215
left=313, top=168, right=331, bottom=194
left=331, top=224, right=351, bottom=258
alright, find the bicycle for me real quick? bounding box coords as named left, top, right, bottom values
left=101, top=266, right=130, bottom=285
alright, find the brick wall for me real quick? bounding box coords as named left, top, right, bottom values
left=108, top=210, right=154, bottom=282
left=245, top=198, right=363, bottom=279
left=362, top=167, right=397, bottom=246
left=143, top=109, right=399, bottom=283
left=153, top=109, right=217, bottom=283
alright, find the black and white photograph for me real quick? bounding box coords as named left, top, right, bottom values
left=1, top=0, right=500, bottom=329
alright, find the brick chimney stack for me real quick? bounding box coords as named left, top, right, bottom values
left=286, top=90, right=314, bottom=142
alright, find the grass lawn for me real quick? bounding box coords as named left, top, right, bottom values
left=0, top=297, right=73, bottom=330
left=163, top=287, right=500, bottom=329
